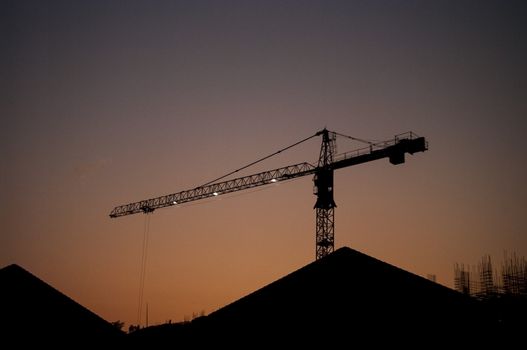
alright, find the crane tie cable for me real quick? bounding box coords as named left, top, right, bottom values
left=333, top=131, right=376, bottom=145
left=199, top=131, right=319, bottom=187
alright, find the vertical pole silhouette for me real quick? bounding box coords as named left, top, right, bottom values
left=137, top=214, right=151, bottom=326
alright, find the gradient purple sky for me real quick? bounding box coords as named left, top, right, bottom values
left=2, top=0, right=526, bottom=327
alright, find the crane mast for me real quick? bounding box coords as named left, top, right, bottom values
left=110, top=129, right=428, bottom=260
left=314, top=129, right=337, bottom=259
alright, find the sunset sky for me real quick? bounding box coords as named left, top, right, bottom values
left=2, top=1, right=526, bottom=327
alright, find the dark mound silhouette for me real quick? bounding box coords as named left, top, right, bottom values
left=132, top=247, right=494, bottom=345
left=0, top=264, right=123, bottom=344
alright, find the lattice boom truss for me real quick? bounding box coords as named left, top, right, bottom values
left=110, top=163, right=316, bottom=218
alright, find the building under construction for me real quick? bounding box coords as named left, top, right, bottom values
left=454, top=252, right=527, bottom=334
left=454, top=253, right=527, bottom=298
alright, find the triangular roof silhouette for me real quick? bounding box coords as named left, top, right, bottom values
left=0, top=263, right=122, bottom=344
left=134, top=247, right=492, bottom=345
left=207, top=247, right=485, bottom=327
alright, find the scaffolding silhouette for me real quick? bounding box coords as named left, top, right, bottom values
left=502, top=252, right=527, bottom=295
left=454, top=253, right=527, bottom=298
left=454, top=263, right=473, bottom=295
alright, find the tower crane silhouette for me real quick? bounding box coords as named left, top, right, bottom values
left=110, top=129, right=427, bottom=260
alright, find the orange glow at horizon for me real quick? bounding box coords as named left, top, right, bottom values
left=2, top=0, right=526, bottom=329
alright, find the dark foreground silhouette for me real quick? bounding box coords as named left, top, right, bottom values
left=0, top=264, right=123, bottom=345
left=131, top=247, right=525, bottom=346
left=2, top=247, right=524, bottom=346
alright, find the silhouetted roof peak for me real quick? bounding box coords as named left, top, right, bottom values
left=1, top=263, right=25, bottom=271
left=0, top=262, right=122, bottom=342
